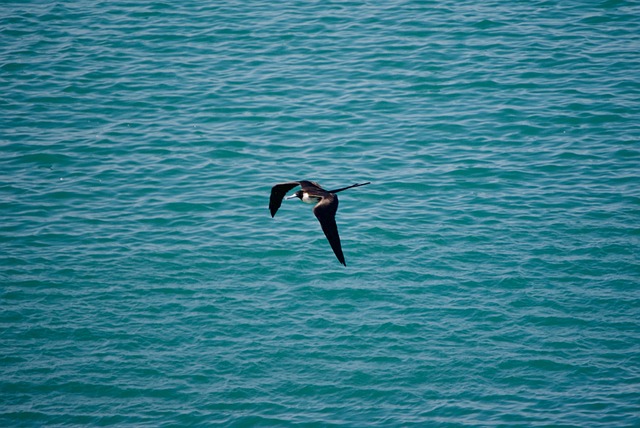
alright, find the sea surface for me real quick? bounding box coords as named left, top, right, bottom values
left=2, top=0, right=640, bottom=426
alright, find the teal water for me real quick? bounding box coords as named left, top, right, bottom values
left=2, top=0, right=640, bottom=425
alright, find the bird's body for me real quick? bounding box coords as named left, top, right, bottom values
left=269, top=180, right=371, bottom=266
left=300, top=191, right=321, bottom=205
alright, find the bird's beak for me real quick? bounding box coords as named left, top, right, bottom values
left=285, top=194, right=297, bottom=200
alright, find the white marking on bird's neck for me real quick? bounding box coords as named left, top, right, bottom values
left=301, top=192, right=320, bottom=204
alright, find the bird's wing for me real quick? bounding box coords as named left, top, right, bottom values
left=269, top=181, right=300, bottom=217
left=313, top=194, right=346, bottom=266
left=326, top=182, right=371, bottom=194
left=299, top=180, right=324, bottom=191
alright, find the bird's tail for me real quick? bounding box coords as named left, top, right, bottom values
left=328, top=182, right=371, bottom=194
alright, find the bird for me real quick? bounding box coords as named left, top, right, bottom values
left=269, top=180, right=371, bottom=266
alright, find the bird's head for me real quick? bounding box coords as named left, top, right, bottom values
left=286, top=190, right=303, bottom=200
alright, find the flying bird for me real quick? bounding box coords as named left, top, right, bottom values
left=269, top=180, right=371, bottom=266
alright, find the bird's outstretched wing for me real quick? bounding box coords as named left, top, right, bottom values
left=299, top=180, right=324, bottom=191
left=313, top=194, right=346, bottom=266
left=269, top=181, right=300, bottom=217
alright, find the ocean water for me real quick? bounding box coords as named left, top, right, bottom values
left=2, top=0, right=640, bottom=425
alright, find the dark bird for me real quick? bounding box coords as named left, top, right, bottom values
left=269, top=180, right=371, bottom=266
